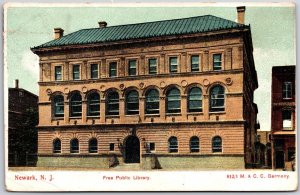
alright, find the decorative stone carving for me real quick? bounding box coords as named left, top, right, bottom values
left=160, top=81, right=166, bottom=89
left=139, top=82, right=145, bottom=89
left=64, top=88, right=70, bottom=94
left=46, top=88, right=52, bottom=95
left=203, top=79, right=210, bottom=86
left=119, top=83, right=125, bottom=90
left=100, top=85, right=106, bottom=92
left=225, top=78, right=233, bottom=86
left=82, top=86, right=88, bottom=93
left=181, top=80, right=188, bottom=87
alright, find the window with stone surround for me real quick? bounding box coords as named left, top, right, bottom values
left=55, top=66, right=62, bottom=81
left=109, top=62, right=117, bottom=77
left=70, top=138, right=79, bottom=153
left=90, top=64, right=99, bottom=79
left=169, top=57, right=178, bottom=73
left=212, top=136, right=222, bottom=153
left=70, top=93, right=82, bottom=117
left=73, top=64, right=80, bottom=80
left=88, top=138, right=98, bottom=153
left=188, top=87, right=202, bottom=112
left=53, top=138, right=61, bottom=153
left=213, top=54, right=222, bottom=71
left=106, top=91, right=119, bottom=116
left=191, top=55, right=200, bottom=72
left=53, top=95, right=64, bottom=117
left=210, top=85, right=225, bottom=112
left=126, top=90, right=139, bottom=115
left=87, top=92, right=100, bottom=116
left=190, top=136, right=200, bottom=153
left=166, top=88, right=181, bottom=113
left=148, top=58, right=157, bottom=75
left=168, top=136, right=178, bottom=153
left=128, top=60, right=137, bottom=76
left=145, top=89, right=159, bottom=114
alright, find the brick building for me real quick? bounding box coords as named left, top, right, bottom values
left=8, top=80, right=39, bottom=166
left=271, top=66, right=296, bottom=170
left=31, top=7, right=258, bottom=169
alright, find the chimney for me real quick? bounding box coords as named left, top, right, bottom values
left=237, top=6, right=246, bottom=24
left=14, top=79, right=19, bottom=88
left=98, top=21, right=107, bottom=28
left=54, top=28, right=64, bottom=39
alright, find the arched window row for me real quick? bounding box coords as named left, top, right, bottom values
left=51, top=85, right=225, bottom=118
left=53, top=136, right=223, bottom=154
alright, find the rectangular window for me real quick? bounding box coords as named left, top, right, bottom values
left=148, top=58, right=157, bottom=74
left=109, top=143, right=115, bottom=151
left=282, top=110, right=292, bottom=129
left=109, top=62, right=117, bottom=77
left=283, top=82, right=292, bottom=99
left=90, top=64, right=98, bottom=79
left=128, top=60, right=137, bottom=76
left=169, top=57, right=178, bottom=73
left=191, top=55, right=200, bottom=72
left=150, top=143, right=155, bottom=151
left=55, top=66, right=62, bottom=81
left=213, top=54, right=222, bottom=71
left=73, top=65, right=80, bottom=80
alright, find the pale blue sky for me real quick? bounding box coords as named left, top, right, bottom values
left=5, top=5, right=295, bottom=130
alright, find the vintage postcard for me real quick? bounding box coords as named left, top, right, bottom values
left=4, top=2, right=297, bottom=191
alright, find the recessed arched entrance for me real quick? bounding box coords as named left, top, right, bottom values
left=125, top=136, right=140, bottom=163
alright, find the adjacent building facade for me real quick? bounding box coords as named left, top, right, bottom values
left=8, top=80, right=39, bottom=166
left=271, top=66, right=296, bottom=170
left=31, top=7, right=258, bottom=169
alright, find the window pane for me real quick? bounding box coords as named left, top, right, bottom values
left=106, top=92, right=119, bottom=115
left=109, top=62, right=117, bottom=77
left=167, top=88, right=181, bottom=113
left=210, top=85, right=225, bottom=112
left=70, top=139, right=79, bottom=153
left=169, top=137, right=178, bottom=153
left=169, top=57, right=178, bottom=73
left=91, top=64, right=98, bottom=79
left=283, top=82, right=292, bottom=99
left=126, top=91, right=139, bottom=115
left=190, top=137, right=199, bottom=152
left=88, top=93, right=100, bottom=116
left=213, top=54, right=222, bottom=71
left=282, top=110, right=292, bottom=128
left=212, top=136, right=222, bottom=153
left=149, top=59, right=157, bottom=74
left=146, top=89, right=159, bottom=114
left=128, top=60, right=137, bottom=76
left=70, top=94, right=82, bottom=117
left=188, top=87, right=202, bottom=112
left=53, top=139, right=61, bottom=153
left=73, top=65, right=80, bottom=80
left=55, top=66, right=62, bottom=81
left=89, top=138, right=98, bottom=153
left=54, top=95, right=64, bottom=117
left=191, top=56, right=199, bottom=72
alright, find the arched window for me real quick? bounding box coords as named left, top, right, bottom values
left=70, top=93, right=82, bottom=117
left=89, top=138, right=98, bottom=153
left=190, top=136, right=199, bottom=153
left=145, top=89, right=159, bottom=114
left=166, top=88, right=181, bottom=113
left=168, top=136, right=178, bottom=153
left=188, top=87, right=202, bottom=112
left=210, top=85, right=225, bottom=112
left=53, top=95, right=64, bottom=117
left=70, top=138, right=79, bottom=153
left=212, top=136, right=222, bottom=153
left=106, top=91, right=119, bottom=116
left=87, top=92, right=100, bottom=116
left=126, top=90, right=139, bottom=115
left=53, top=138, right=61, bottom=153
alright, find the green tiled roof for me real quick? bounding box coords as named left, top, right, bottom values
left=32, top=15, right=247, bottom=49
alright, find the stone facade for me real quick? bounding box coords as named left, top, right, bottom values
left=32, top=8, right=258, bottom=169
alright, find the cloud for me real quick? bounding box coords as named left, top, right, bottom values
left=21, top=50, right=39, bottom=81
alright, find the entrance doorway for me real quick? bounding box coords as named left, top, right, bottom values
left=125, top=136, right=140, bottom=163
left=275, top=151, right=285, bottom=169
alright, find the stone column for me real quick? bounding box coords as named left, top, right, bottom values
left=203, top=94, right=209, bottom=120
left=160, top=96, right=166, bottom=120
left=140, top=55, right=145, bottom=75
left=139, top=97, right=145, bottom=121
left=203, top=50, right=209, bottom=72
left=181, top=52, right=187, bottom=73
left=119, top=98, right=125, bottom=123
left=64, top=61, right=69, bottom=81
left=160, top=54, right=165, bottom=74
left=181, top=95, right=187, bottom=119
left=64, top=101, right=70, bottom=124
left=100, top=99, right=106, bottom=123
left=225, top=48, right=232, bottom=70
left=101, top=59, right=106, bottom=78
left=82, top=100, right=87, bottom=123
left=82, top=60, right=87, bottom=80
